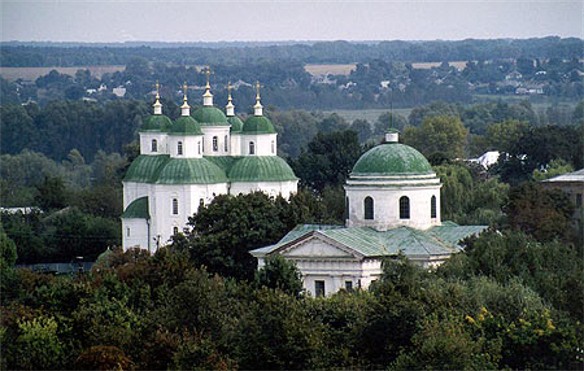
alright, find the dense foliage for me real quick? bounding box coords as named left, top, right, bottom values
left=1, top=228, right=582, bottom=370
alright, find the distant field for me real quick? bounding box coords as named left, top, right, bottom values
left=305, top=64, right=356, bottom=76
left=323, top=108, right=412, bottom=123
left=411, top=61, right=468, bottom=70
left=0, top=65, right=125, bottom=81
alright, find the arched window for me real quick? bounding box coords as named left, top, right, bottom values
left=151, top=139, right=157, bottom=152
left=399, top=196, right=410, bottom=219
left=249, top=141, right=255, bottom=155
left=345, top=197, right=349, bottom=220
left=177, top=141, right=183, bottom=155
left=431, top=195, right=437, bottom=218
left=212, top=136, right=218, bottom=151
left=172, top=198, right=179, bottom=215
left=173, top=227, right=179, bottom=235
left=271, top=140, right=275, bottom=154
left=224, top=135, right=229, bottom=152
left=199, top=198, right=204, bottom=206
left=364, top=196, right=374, bottom=220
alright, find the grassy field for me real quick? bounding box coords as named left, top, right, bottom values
left=411, top=61, right=467, bottom=70
left=0, top=65, right=125, bottom=81
left=305, top=64, right=356, bottom=76
left=323, top=108, right=412, bottom=123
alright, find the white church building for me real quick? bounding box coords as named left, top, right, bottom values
left=251, top=129, right=487, bottom=296
left=122, top=78, right=298, bottom=252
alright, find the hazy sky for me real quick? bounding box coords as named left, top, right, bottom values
left=1, top=0, right=582, bottom=43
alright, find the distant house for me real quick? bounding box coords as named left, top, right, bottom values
left=468, top=151, right=500, bottom=169
left=112, top=86, right=127, bottom=97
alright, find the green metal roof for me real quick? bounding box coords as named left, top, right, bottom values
left=156, top=158, right=228, bottom=184
left=169, top=116, right=203, bottom=135
left=124, top=155, right=170, bottom=183
left=242, top=116, right=276, bottom=134
left=228, top=116, right=244, bottom=133
left=205, top=156, right=240, bottom=174
left=141, top=114, right=173, bottom=132
left=228, top=156, right=297, bottom=182
left=352, top=143, right=433, bottom=176
left=121, top=197, right=150, bottom=219
left=192, top=106, right=229, bottom=126
left=251, top=223, right=488, bottom=259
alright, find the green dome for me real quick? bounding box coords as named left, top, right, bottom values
left=124, top=155, right=170, bottom=183
left=229, top=156, right=297, bottom=182
left=169, top=116, right=203, bottom=135
left=121, top=197, right=150, bottom=219
left=156, top=158, right=228, bottom=184
left=228, top=116, right=244, bottom=133
left=352, top=143, right=433, bottom=176
left=242, top=116, right=276, bottom=134
left=141, top=114, right=173, bottom=131
left=192, top=106, right=229, bottom=126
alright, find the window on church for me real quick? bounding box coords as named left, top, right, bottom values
left=249, top=141, right=255, bottom=155
left=271, top=140, right=275, bottom=154
left=400, top=196, right=410, bottom=219
left=151, top=139, right=157, bottom=153
left=315, top=280, right=325, bottom=297
left=213, top=136, right=218, bottom=151
left=198, top=141, right=201, bottom=154
left=126, top=227, right=130, bottom=237
left=177, top=141, right=183, bottom=155
left=224, top=135, right=229, bottom=152
left=345, top=281, right=353, bottom=291
left=173, top=227, right=179, bottom=235
left=364, top=196, right=374, bottom=220
left=431, top=195, right=437, bottom=218
left=345, top=197, right=349, bottom=220
left=172, top=198, right=179, bottom=215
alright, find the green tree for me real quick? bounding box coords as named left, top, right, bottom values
left=34, top=176, right=68, bottom=211
left=290, top=130, right=364, bottom=192
left=403, top=115, right=468, bottom=159
left=505, top=182, right=574, bottom=243
left=255, top=255, right=303, bottom=297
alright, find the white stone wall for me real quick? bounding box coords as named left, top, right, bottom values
left=122, top=218, right=151, bottom=252
left=283, top=257, right=383, bottom=296
left=230, top=180, right=297, bottom=200
left=240, top=133, right=277, bottom=156
left=345, top=184, right=441, bottom=230
left=201, top=126, right=231, bottom=156
left=140, top=132, right=168, bottom=155
left=168, top=135, right=203, bottom=158
left=122, top=182, right=150, bottom=209
left=230, top=134, right=242, bottom=156
left=149, top=183, right=229, bottom=249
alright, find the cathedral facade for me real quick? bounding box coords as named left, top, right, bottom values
left=122, top=79, right=298, bottom=252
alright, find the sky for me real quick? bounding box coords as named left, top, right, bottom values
left=1, top=0, right=582, bottom=43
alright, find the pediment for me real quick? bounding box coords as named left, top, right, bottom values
left=279, top=234, right=359, bottom=259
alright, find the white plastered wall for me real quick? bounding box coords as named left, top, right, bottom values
left=201, top=126, right=231, bottom=156
left=122, top=218, right=150, bottom=252
left=168, top=135, right=203, bottom=158
left=230, top=180, right=297, bottom=200
left=240, top=133, right=277, bottom=156
left=140, top=132, right=168, bottom=155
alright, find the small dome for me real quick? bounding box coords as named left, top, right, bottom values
left=228, top=116, right=244, bottom=133
left=141, top=115, right=173, bottom=132
left=169, top=116, right=203, bottom=135
left=192, top=106, right=229, bottom=126
left=352, top=143, right=433, bottom=176
left=229, top=156, right=297, bottom=182
left=156, top=158, right=228, bottom=184
left=242, top=116, right=276, bottom=134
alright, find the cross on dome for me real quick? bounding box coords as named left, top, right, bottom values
left=181, top=81, right=190, bottom=116
left=254, top=80, right=263, bottom=116
left=153, top=80, right=162, bottom=115
left=202, top=66, right=214, bottom=106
